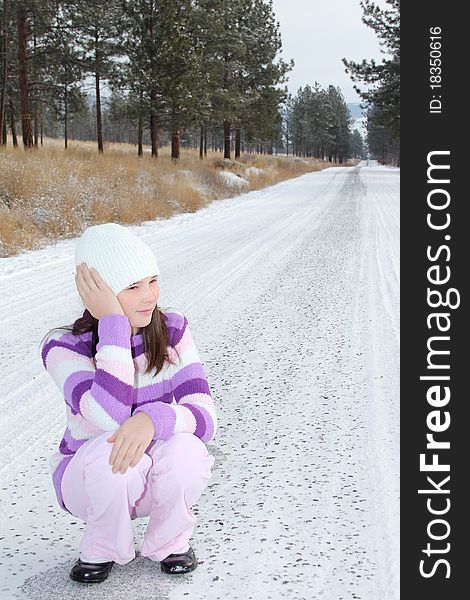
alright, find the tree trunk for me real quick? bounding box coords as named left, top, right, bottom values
left=137, top=88, right=143, bottom=156
left=149, top=87, right=158, bottom=157
left=150, top=112, right=157, bottom=157
left=0, top=2, right=8, bottom=146
left=235, top=125, right=241, bottom=159
left=64, top=81, right=68, bottom=149
left=199, top=123, right=203, bottom=159
left=137, top=114, right=143, bottom=157
left=40, top=119, right=43, bottom=145
left=171, top=127, right=180, bottom=160
left=17, top=4, right=33, bottom=148
left=94, top=27, right=103, bottom=153
left=204, top=124, right=207, bottom=157
left=9, top=97, right=17, bottom=146
left=148, top=4, right=158, bottom=159
left=34, top=106, right=38, bottom=146
left=223, top=120, right=231, bottom=159
left=95, top=69, right=103, bottom=153
left=32, top=32, right=38, bottom=147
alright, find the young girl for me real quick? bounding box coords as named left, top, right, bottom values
left=40, top=223, right=217, bottom=584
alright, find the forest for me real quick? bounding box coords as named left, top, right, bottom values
left=1, top=0, right=359, bottom=161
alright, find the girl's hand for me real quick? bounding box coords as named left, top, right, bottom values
left=107, top=413, right=156, bottom=474
left=75, top=262, right=124, bottom=320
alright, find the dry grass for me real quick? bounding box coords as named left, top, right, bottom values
left=0, top=136, right=356, bottom=257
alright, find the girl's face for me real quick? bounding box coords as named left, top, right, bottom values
left=117, top=274, right=160, bottom=335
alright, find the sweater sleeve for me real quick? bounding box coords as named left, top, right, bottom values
left=41, top=313, right=135, bottom=432
left=133, top=313, right=218, bottom=444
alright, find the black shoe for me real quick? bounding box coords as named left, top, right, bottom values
left=69, top=558, right=115, bottom=583
left=160, top=545, right=198, bottom=574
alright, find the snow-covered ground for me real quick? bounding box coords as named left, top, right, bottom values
left=0, top=160, right=399, bottom=600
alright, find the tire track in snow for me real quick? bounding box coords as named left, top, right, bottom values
left=356, top=170, right=400, bottom=598
left=162, top=166, right=400, bottom=600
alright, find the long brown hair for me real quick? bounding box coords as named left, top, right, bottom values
left=39, top=305, right=180, bottom=377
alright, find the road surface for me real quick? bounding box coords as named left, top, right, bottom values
left=0, top=161, right=399, bottom=599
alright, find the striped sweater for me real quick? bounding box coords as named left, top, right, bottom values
left=41, top=309, right=217, bottom=514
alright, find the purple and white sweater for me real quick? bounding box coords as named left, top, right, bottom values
left=41, top=309, right=217, bottom=514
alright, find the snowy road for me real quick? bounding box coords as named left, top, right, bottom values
left=0, top=161, right=399, bottom=600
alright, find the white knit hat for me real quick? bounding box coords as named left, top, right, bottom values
left=75, top=223, right=160, bottom=296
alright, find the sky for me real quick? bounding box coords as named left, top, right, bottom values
left=271, top=0, right=391, bottom=103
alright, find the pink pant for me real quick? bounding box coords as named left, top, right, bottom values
left=61, top=431, right=215, bottom=565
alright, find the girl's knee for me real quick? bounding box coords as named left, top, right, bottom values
left=171, top=432, right=210, bottom=456
left=156, top=433, right=215, bottom=485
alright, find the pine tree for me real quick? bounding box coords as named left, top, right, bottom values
left=67, top=0, right=124, bottom=153
left=287, top=84, right=332, bottom=159
left=283, top=82, right=354, bottom=161
left=349, top=129, right=364, bottom=159
left=115, top=0, right=206, bottom=159
left=16, top=0, right=34, bottom=148
left=342, top=0, right=399, bottom=156
left=193, top=0, right=291, bottom=159
left=193, top=0, right=248, bottom=159
left=109, top=1, right=149, bottom=156
left=236, top=0, right=292, bottom=157
left=325, top=85, right=351, bottom=163
left=25, top=1, right=85, bottom=148
left=0, top=0, right=14, bottom=144
left=145, top=0, right=206, bottom=161
left=365, top=103, right=398, bottom=164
